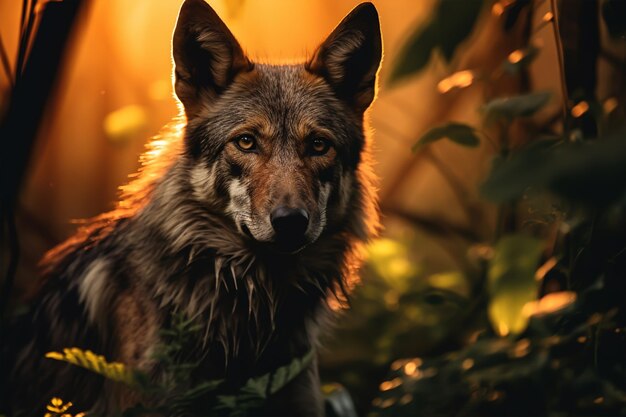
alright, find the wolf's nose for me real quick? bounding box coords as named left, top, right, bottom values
left=271, top=207, right=309, bottom=239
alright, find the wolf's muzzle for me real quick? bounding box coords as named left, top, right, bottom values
left=270, top=206, right=309, bottom=252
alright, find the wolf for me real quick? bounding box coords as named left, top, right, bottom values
left=4, top=0, right=381, bottom=415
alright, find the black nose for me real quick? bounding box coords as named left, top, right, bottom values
left=270, top=207, right=309, bottom=241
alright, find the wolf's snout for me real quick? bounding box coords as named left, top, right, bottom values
left=270, top=207, right=309, bottom=249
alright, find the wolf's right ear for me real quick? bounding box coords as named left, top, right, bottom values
left=172, top=0, right=252, bottom=117
left=306, top=2, right=382, bottom=114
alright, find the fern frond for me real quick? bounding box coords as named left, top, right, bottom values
left=45, top=347, right=136, bottom=386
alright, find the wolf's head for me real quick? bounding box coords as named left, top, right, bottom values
left=172, top=0, right=381, bottom=254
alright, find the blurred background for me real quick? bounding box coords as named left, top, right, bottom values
left=2, top=0, right=626, bottom=416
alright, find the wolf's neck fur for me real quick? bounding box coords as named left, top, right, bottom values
left=125, top=163, right=342, bottom=360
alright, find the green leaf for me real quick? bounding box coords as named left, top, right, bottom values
left=389, top=0, right=485, bottom=84
left=180, top=379, right=225, bottom=400
left=238, top=373, right=271, bottom=402
left=389, top=25, right=438, bottom=84
left=481, top=132, right=626, bottom=204
left=210, top=348, right=315, bottom=414
left=214, top=395, right=238, bottom=411
left=481, top=91, right=551, bottom=123
left=487, top=235, right=543, bottom=336
left=481, top=139, right=558, bottom=202
left=269, top=348, right=315, bottom=395
left=437, top=1, right=485, bottom=61
left=413, top=122, right=480, bottom=151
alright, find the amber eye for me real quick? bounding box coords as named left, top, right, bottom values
left=310, top=138, right=332, bottom=156
left=235, top=135, right=257, bottom=152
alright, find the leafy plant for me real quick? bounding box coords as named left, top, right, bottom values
left=487, top=234, right=544, bottom=336
left=43, top=312, right=314, bottom=417
left=361, top=0, right=626, bottom=415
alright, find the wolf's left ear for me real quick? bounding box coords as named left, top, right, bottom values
left=172, top=0, right=253, bottom=117
left=306, top=2, right=382, bottom=114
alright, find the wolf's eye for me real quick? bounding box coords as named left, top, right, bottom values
left=235, top=135, right=257, bottom=152
left=310, top=138, right=332, bottom=156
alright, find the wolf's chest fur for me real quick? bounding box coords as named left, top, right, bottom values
left=7, top=0, right=382, bottom=415
left=79, top=196, right=346, bottom=376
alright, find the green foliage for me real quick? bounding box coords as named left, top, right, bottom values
left=481, top=132, right=626, bottom=204
left=44, top=312, right=314, bottom=417
left=150, top=312, right=207, bottom=390
left=214, top=349, right=314, bottom=415
left=487, top=235, right=544, bottom=336
left=358, top=2, right=626, bottom=415
left=481, top=91, right=551, bottom=123
left=370, top=282, right=626, bottom=416
left=413, top=122, right=480, bottom=150
left=269, top=349, right=315, bottom=394
left=320, top=236, right=473, bottom=412
left=389, top=0, right=485, bottom=84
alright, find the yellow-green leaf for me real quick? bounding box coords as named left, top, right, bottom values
left=45, top=347, right=136, bottom=386
left=487, top=235, right=543, bottom=336
left=104, top=104, right=147, bottom=143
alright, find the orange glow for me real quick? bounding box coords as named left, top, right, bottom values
left=404, top=362, right=417, bottom=375
left=379, top=377, right=402, bottom=391
left=437, top=70, right=475, bottom=94
left=491, top=0, right=515, bottom=16
left=535, top=257, right=557, bottom=281
left=403, top=360, right=419, bottom=376
left=508, top=50, right=524, bottom=64
left=510, top=339, right=530, bottom=358
left=380, top=398, right=397, bottom=408
left=491, top=3, right=505, bottom=16
left=462, top=358, right=474, bottom=370
left=571, top=101, right=589, bottom=118
left=603, top=97, right=618, bottom=114
left=399, top=394, right=413, bottom=405
left=523, top=291, right=577, bottom=317
left=542, top=12, right=554, bottom=22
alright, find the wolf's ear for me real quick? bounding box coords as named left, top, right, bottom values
left=306, top=2, right=382, bottom=114
left=172, top=0, right=252, bottom=117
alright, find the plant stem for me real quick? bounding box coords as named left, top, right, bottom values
left=549, top=0, right=570, bottom=137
